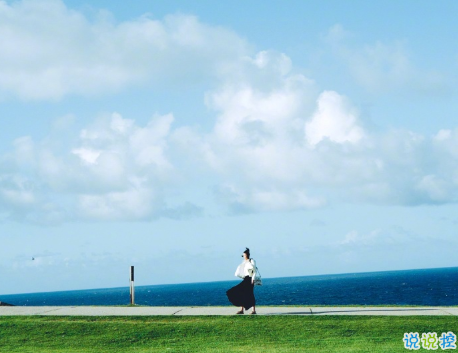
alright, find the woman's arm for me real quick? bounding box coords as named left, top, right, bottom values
left=235, top=262, right=245, bottom=278
left=250, top=259, right=257, bottom=281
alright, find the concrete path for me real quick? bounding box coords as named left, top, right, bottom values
left=1, top=306, right=458, bottom=316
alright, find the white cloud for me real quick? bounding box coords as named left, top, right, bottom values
left=339, top=229, right=388, bottom=246
left=432, top=128, right=458, bottom=158
left=78, top=181, right=158, bottom=220
left=0, top=175, right=36, bottom=206
left=72, top=148, right=101, bottom=165
left=0, top=111, right=204, bottom=223
left=416, top=175, right=452, bottom=202
left=12, top=136, right=35, bottom=166
left=177, top=50, right=458, bottom=212
left=305, top=90, right=365, bottom=146
left=180, top=51, right=373, bottom=211
left=0, top=0, right=249, bottom=100
left=215, top=184, right=326, bottom=213
left=324, top=24, right=447, bottom=94
left=336, top=225, right=434, bottom=250
left=2, top=8, right=458, bottom=221
left=4, top=103, right=458, bottom=222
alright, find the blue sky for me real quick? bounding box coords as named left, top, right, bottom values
left=1, top=0, right=458, bottom=295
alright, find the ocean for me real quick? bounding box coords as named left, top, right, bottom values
left=1, top=267, right=457, bottom=306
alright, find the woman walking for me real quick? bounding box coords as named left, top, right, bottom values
left=226, top=247, right=257, bottom=314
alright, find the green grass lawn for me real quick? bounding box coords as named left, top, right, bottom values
left=1, top=315, right=457, bottom=352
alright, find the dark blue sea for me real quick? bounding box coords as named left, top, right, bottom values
left=1, top=267, right=457, bottom=306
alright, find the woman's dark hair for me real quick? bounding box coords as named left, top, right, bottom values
left=243, top=247, right=250, bottom=258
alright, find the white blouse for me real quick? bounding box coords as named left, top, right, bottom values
left=234, top=259, right=257, bottom=280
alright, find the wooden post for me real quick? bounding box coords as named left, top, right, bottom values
left=130, top=266, right=135, bottom=305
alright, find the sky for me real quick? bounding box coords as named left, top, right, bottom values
left=1, top=0, right=458, bottom=295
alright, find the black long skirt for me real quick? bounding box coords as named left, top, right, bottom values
left=226, top=276, right=256, bottom=310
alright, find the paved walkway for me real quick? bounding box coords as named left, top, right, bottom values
left=1, top=306, right=458, bottom=316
